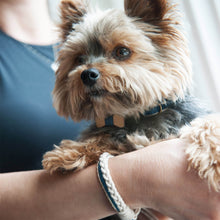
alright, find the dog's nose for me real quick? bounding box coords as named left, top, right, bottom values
left=81, top=68, right=100, bottom=86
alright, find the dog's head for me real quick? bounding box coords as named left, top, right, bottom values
left=53, top=0, right=192, bottom=121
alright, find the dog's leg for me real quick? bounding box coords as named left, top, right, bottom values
left=126, top=133, right=151, bottom=149
left=42, top=139, right=122, bottom=174
left=180, top=114, right=220, bottom=191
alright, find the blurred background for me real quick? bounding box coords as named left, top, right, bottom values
left=48, top=0, right=220, bottom=112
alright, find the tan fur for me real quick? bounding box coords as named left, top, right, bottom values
left=127, top=133, right=151, bottom=149
left=180, top=114, right=220, bottom=191
left=53, top=7, right=191, bottom=121
left=59, top=0, right=88, bottom=41
left=42, top=2, right=220, bottom=220
left=43, top=135, right=133, bottom=174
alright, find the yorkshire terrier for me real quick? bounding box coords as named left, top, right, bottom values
left=42, top=0, right=220, bottom=219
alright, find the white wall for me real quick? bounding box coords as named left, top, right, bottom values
left=48, top=0, right=220, bottom=112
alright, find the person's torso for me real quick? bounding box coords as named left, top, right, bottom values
left=0, top=30, right=87, bottom=172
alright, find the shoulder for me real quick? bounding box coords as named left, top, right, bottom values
left=0, top=29, right=11, bottom=46
left=0, top=29, right=23, bottom=60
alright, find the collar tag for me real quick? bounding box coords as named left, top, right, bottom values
left=113, top=115, right=125, bottom=128
left=95, top=115, right=125, bottom=128
left=95, top=118, right=105, bottom=128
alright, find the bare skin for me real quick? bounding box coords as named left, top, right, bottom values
left=0, top=139, right=220, bottom=220
left=0, top=0, right=58, bottom=45
left=111, top=139, right=220, bottom=220
left=0, top=166, right=114, bottom=220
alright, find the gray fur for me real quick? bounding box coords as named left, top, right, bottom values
left=80, top=95, right=208, bottom=143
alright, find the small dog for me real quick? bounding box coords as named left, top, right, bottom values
left=43, top=0, right=220, bottom=219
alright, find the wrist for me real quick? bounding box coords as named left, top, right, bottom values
left=98, top=153, right=140, bottom=219
left=134, top=139, right=188, bottom=211
left=108, top=151, right=151, bottom=210
left=107, top=140, right=183, bottom=211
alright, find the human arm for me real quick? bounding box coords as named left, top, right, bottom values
left=109, top=138, right=220, bottom=220
left=0, top=167, right=115, bottom=220
left=0, top=138, right=219, bottom=220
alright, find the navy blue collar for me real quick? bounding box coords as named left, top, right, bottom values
left=95, top=101, right=174, bottom=128
left=144, top=101, right=172, bottom=116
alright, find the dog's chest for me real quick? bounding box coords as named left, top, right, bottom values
left=81, top=97, right=206, bottom=151
left=81, top=110, right=185, bottom=151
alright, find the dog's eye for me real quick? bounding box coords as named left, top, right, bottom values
left=113, top=46, right=131, bottom=61
left=75, top=55, right=86, bottom=65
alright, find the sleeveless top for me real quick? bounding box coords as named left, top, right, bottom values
left=0, top=30, right=87, bottom=172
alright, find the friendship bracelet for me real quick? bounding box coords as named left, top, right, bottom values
left=97, top=152, right=140, bottom=220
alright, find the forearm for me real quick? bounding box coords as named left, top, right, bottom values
left=130, top=139, right=220, bottom=219
left=0, top=167, right=115, bottom=220
left=0, top=151, right=144, bottom=220
left=1, top=139, right=219, bottom=220
left=111, top=138, right=220, bottom=219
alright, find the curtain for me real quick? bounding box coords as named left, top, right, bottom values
left=179, top=0, right=220, bottom=111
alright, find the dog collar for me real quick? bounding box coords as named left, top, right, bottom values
left=144, top=101, right=172, bottom=116
left=95, top=101, right=174, bottom=128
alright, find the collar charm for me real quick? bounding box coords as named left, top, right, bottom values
left=96, top=115, right=125, bottom=128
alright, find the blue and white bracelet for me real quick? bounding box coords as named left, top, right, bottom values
left=97, top=152, right=140, bottom=220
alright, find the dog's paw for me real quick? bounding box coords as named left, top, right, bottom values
left=42, top=140, right=87, bottom=174
left=180, top=114, right=220, bottom=191
left=127, top=133, right=150, bottom=149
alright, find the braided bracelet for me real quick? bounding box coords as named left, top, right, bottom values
left=97, top=152, right=140, bottom=220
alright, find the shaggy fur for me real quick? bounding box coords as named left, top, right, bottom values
left=42, top=0, right=220, bottom=219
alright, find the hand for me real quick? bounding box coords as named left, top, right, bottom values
left=136, top=139, right=220, bottom=220
left=109, top=138, right=220, bottom=220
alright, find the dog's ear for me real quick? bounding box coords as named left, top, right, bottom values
left=59, top=0, right=87, bottom=41
left=124, top=0, right=171, bottom=23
